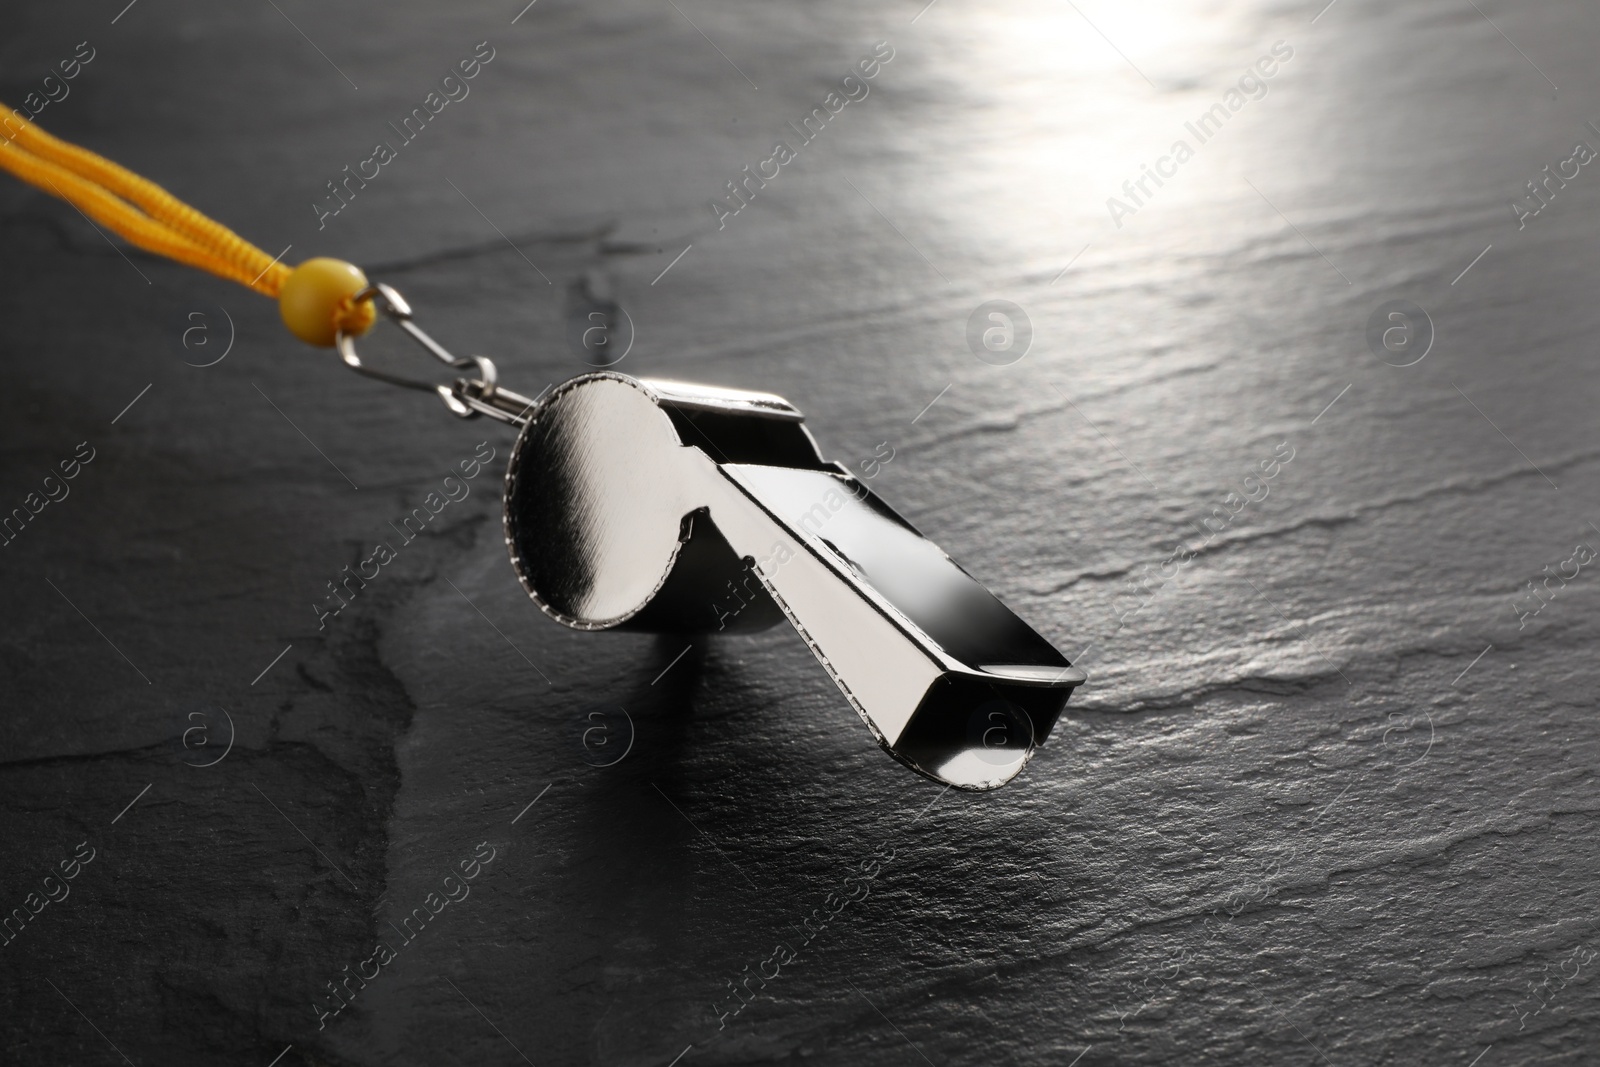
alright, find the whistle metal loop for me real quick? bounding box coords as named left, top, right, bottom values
left=454, top=378, right=543, bottom=428
left=336, top=283, right=501, bottom=420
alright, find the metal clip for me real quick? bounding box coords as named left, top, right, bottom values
left=336, top=283, right=534, bottom=422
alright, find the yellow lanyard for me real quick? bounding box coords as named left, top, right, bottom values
left=0, top=108, right=375, bottom=347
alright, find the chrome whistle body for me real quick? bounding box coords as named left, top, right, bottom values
left=502, top=373, right=1084, bottom=790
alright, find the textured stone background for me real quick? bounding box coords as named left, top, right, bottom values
left=2, top=0, right=1599, bottom=1064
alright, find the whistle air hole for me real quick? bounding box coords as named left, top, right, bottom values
left=622, top=509, right=785, bottom=634
left=678, top=510, right=702, bottom=542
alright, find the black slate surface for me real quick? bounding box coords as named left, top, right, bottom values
left=3, top=0, right=1600, bottom=1064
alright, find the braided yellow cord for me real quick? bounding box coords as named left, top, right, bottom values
left=0, top=109, right=291, bottom=296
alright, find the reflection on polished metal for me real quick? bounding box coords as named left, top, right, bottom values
left=502, top=373, right=1086, bottom=790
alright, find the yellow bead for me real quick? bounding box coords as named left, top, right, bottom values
left=278, top=258, right=377, bottom=348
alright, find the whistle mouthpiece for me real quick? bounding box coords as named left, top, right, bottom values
left=504, top=373, right=1085, bottom=790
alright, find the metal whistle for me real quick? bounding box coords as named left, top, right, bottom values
left=334, top=288, right=1083, bottom=788
left=501, top=373, right=1085, bottom=790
